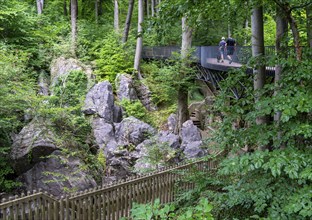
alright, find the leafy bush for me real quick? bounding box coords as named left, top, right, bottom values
left=0, top=48, right=37, bottom=192
left=119, top=98, right=151, bottom=123
left=92, top=33, right=134, bottom=83
left=52, top=70, right=88, bottom=107
left=174, top=149, right=311, bottom=219
left=128, top=198, right=214, bottom=220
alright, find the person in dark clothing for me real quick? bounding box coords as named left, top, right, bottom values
left=226, top=35, right=236, bottom=64
left=218, top=37, right=226, bottom=63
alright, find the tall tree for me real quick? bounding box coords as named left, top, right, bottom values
left=251, top=4, right=267, bottom=150
left=175, top=16, right=192, bottom=134
left=71, top=0, right=78, bottom=56
left=122, top=0, right=135, bottom=43
left=134, top=0, right=144, bottom=79
left=95, top=0, right=99, bottom=24
left=307, top=4, right=312, bottom=48
left=64, top=0, right=68, bottom=16
left=274, top=4, right=288, bottom=148
left=273, top=1, right=312, bottom=60
left=36, top=0, right=44, bottom=14
left=114, top=0, right=120, bottom=32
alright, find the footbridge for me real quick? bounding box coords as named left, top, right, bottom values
left=142, top=46, right=276, bottom=99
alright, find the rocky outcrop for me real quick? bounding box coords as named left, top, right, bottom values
left=50, top=56, right=93, bottom=88
left=11, top=119, right=57, bottom=175
left=180, top=120, right=205, bottom=159
left=17, top=150, right=97, bottom=197
left=92, top=117, right=117, bottom=159
left=115, top=116, right=156, bottom=146
left=115, top=74, right=138, bottom=101
left=82, top=81, right=115, bottom=122
left=135, top=82, right=157, bottom=111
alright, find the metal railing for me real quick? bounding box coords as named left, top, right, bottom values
left=142, top=45, right=288, bottom=72
left=0, top=156, right=220, bottom=220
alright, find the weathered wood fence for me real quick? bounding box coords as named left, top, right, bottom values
left=0, top=157, right=219, bottom=220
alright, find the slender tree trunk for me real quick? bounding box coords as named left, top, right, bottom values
left=175, top=16, right=192, bottom=134
left=64, top=0, right=68, bottom=16
left=122, top=0, right=134, bottom=43
left=95, top=0, right=99, bottom=24
left=307, top=4, right=312, bottom=48
left=99, top=0, right=103, bottom=16
left=275, top=2, right=302, bottom=60
left=151, top=0, right=155, bottom=17
left=251, top=5, right=267, bottom=150
left=146, top=0, right=150, bottom=18
left=134, top=0, right=143, bottom=79
left=244, top=19, right=249, bottom=45
left=274, top=5, right=288, bottom=148
left=36, top=0, right=44, bottom=14
left=71, top=0, right=78, bottom=57
left=114, top=0, right=120, bottom=32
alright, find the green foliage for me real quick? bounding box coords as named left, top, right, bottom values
left=93, top=33, right=134, bottom=83
left=0, top=48, right=37, bottom=192
left=119, top=99, right=151, bottom=123
left=175, top=149, right=311, bottom=219
left=216, top=149, right=312, bottom=219
left=129, top=198, right=214, bottom=220
left=134, top=139, right=177, bottom=174
left=97, top=150, right=106, bottom=172
left=52, top=70, right=88, bottom=107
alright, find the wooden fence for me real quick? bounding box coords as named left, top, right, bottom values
left=0, top=157, right=219, bottom=220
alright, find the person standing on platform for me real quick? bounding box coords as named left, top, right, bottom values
left=218, top=36, right=226, bottom=63
left=226, top=35, right=236, bottom=64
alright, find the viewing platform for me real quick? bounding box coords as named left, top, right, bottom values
left=142, top=46, right=277, bottom=74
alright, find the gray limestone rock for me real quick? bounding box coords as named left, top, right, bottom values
left=180, top=120, right=205, bottom=159
left=115, top=74, right=138, bottom=101
left=82, top=81, right=114, bottom=122
left=17, top=150, right=97, bottom=197
left=10, top=119, right=57, bottom=175
left=115, top=116, right=156, bottom=146
left=92, top=117, right=118, bottom=159
left=50, top=56, right=93, bottom=89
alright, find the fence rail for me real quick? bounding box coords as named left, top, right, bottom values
left=0, top=156, right=220, bottom=220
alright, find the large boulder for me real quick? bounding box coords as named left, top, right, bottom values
left=10, top=119, right=57, bottom=175
left=82, top=81, right=115, bottom=122
left=115, top=116, right=156, bottom=146
left=158, top=131, right=180, bottom=149
left=50, top=56, right=93, bottom=88
left=115, top=74, right=138, bottom=101
left=17, top=150, right=97, bottom=197
left=180, top=120, right=205, bottom=159
left=92, top=117, right=117, bottom=159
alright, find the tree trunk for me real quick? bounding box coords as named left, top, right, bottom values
left=64, top=0, right=68, bottom=16
left=95, top=0, right=99, bottom=24
left=36, top=0, right=44, bottom=14
left=151, top=0, right=155, bottom=17
left=99, top=0, right=103, bottom=16
left=71, top=0, right=78, bottom=57
left=276, top=2, right=302, bottom=60
left=251, top=5, right=267, bottom=150
left=175, top=16, right=192, bottom=134
left=274, top=5, right=288, bottom=148
left=307, top=4, right=312, bottom=48
left=122, top=0, right=134, bottom=43
left=134, top=0, right=143, bottom=79
left=146, top=0, right=150, bottom=18
left=114, top=0, right=119, bottom=32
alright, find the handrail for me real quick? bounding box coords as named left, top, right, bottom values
left=0, top=152, right=224, bottom=220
